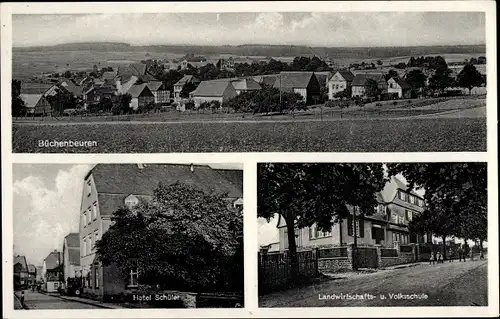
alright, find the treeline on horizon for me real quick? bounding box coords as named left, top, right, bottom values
left=13, top=42, right=486, bottom=58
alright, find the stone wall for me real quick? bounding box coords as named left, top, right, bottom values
left=318, top=245, right=353, bottom=272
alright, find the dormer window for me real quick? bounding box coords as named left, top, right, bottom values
left=124, top=194, right=139, bottom=208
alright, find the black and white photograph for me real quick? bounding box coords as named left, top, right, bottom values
left=11, top=11, right=488, bottom=153
left=257, top=162, right=488, bottom=307
left=12, top=163, right=244, bottom=309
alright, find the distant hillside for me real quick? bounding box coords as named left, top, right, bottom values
left=14, top=42, right=486, bottom=59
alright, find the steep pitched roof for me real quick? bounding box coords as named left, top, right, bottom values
left=214, top=169, right=243, bottom=194
left=336, top=70, right=355, bottom=82
left=129, top=63, right=147, bottom=76
left=391, top=76, right=411, bottom=89
left=14, top=256, right=28, bottom=272
left=20, top=94, right=44, bottom=108
left=63, top=83, right=83, bottom=97
left=146, top=81, right=163, bottom=92
left=314, top=74, right=329, bottom=87
left=174, top=75, right=198, bottom=86
left=231, top=78, right=261, bottom=91
left=380, top=176, right=423, bottom=203
left=273, top=72, right=314, bottom=89
left=102, top=71, right=117, bottom=81
left=351, top=73, right=386, bottom=86
left=191, top=79, right=233, bottom=97
left=64, top=233, right=80, bottom=248
left=126, top=84, right=151, bottom=98
left=44, top=251, right=62, bottom=270
left=89, top=164, right=243, bottom=211
left=21, top=83, right=53, bottom=94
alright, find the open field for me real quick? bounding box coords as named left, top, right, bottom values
left=12, top=115, right=486, bottom=153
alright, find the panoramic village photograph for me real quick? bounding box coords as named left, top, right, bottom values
left=257, top=162, right=488, bottom=307
left=11, top=12, right=487, bottom=153
left=13, top=163, right=244, bottom=309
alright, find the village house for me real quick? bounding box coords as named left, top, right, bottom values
left=351, top=73, right=388, bottom=98
left=230, top=78, right=262, bottom=95
left=79, top=164, right=243, bottom=301
left=190, top=79, right=238, bottom=108
left=19, top=93, right=52, bottom=116
left=14, top=255, right=29, bottom=288
left=276, top=176, right=429, bottom=252
left=387, top=76, right=412, bottom=99
left=27, top=264, right=37, bottom=288
left=63, top=233, right=81, bottom=288
left=146, top=81, right=170, bottom=104
left=42, top=250, right=63, bottom=293
left=117, top=63, right=157, bottom=83
left=125, top=84, right=155, bottom=110
left=83, top=84, right=116, bottom=109
left=327, top=70, right=355, bottom=99
left=173, top=75, right=200, bottom=102
left=273, top=72, right=322, bottom=105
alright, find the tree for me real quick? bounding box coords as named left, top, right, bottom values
left=258, top=163, right=386, bottom=277
left=395, top=62, right=407, bottom=69
left=384, top=70, right=398, bottom=81
left=112, top=93, right=132, bottom=115
left=184, top=100, right=195, bottom=110
left=95, top=182, right=243, bottom=292
left=12, top=79, right=26, bottom=117
left=365, top=78, right=380, bottom=99
left=456, top=64, right=484, bottom=95
left=405, top=69, right=427, bottom=91
left=46, top=91, right=76, bottom=116
left=377, top=60, right=383, bottom=66
left=99, top=97, right=113, bottom=112
left=180, top=82, right=197, bottom=98
left=63, top=70, right=72, bottom=79
left=387, top=163, right=487, bottom=259
left=428, top=66, right=454, bottom=94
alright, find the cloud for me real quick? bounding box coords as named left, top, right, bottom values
left=13, top=165, right=91, bottom=265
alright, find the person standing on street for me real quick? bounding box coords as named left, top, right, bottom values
left=20, top=290, right=25, bottom=308
left=429, top=251, right=435, bottom=264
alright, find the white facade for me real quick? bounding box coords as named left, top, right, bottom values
left=328, top=72, right=349, bottom=99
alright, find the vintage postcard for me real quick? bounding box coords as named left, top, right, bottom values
left=1, top=1, right=498, bottom=319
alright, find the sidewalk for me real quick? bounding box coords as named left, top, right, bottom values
left=41, top=292, right=125, bottom=309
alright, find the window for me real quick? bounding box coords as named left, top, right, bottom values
left=398, top=191, right=406, bottom=201
left=92, top=202, right=97, bottom=220
left=128, top=269, right=139, bottom=287
left=94, top=267, right=99, bottom=289
left=309, top=224, right=332, bottom=239
left=94, top=231, right=99, bottom=247
left=86, top=180, right=91, bottom=197
left=87, top=208, right=92, bottom=224
left=407, top=210, right=413, bottom=221
left=418, top=199, right=424, bottom=207
left=88, top=237, right=92, bottom=255
left=89, top=271, right=93, bottom=289
left=83, top=213, right=86, bottom=228
left=409, top=195, right=415, bottom=204
left=82, top=238, right=86, bottom=256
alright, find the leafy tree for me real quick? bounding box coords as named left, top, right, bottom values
left=112, top=93, right=132, bottom=115
left=180, top=82, right=197, bottom=98
left=12, top=79, right=26, bottom=117
left=384, top=70, right=398, bottom=81
left=95, top=182, right=243, bottom=292
left=405, top=69, right=428, bottom=91
left=184, top=100, right=195, bottom=110
left=428, top=66, right=454, bottom=94
left=210, top=100, right=221, bottom=112
left=258, top=163, right=386, bottom=276
left=333, top=87, right=352, bottom=100
left=63, top=70, right=72, bottom=78
left=365, top=78, right=380, bottom=98
left=387, top=163, right=487, bottom=258
left=456, top=64, right=484, bottom=95
left=377, top=60, right=383, bottom=66
left=99, top=97, right=113, bottom=112
left=46, top=90, right=76, bottom=116
left=395, top=62, right=407, bottom=69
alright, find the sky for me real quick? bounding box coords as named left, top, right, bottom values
left=13, top=12, right=485, bottom=48
left=12, top=163, right=242, bottom=266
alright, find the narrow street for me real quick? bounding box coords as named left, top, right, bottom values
left=260, top=259, right=488, bottom=307
left=17, top=290, right=102, bottom=309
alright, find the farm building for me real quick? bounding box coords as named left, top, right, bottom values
left=146, top=81, right=170, bottom=104
left=251, top=75, right=278, bottom=87
left=190, top=79, right=238, bottom=108
left=14, top=255, right=29, bottom=288
left=42, top=250, right=63, bottom=293
left=387, top=77, right=411, bottom=99
left=273, top=72, right=322, bottom=105
left=126, top=84, right=155, bottom=110
left=351, top=73, right=388, bottom=98
left=230, top=78, right=261, bottom=95
left=84, top=84, right=116, bottom=109
left=173, top=75, right=200, bottom=101
left=20, top=94, right=52, bottom=116
left=327, top=70, right=355, bottom=99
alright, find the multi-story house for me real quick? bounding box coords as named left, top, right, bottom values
left=13, top=255, right=29, bottom=288
left=387, top=76, right=412, bottom=99
left=351, top=73, right=388, bottom=98
left=42, top=250, right=63, bottom=292
left=173, top=75, right=200, bottom=102
left=79, top=164, right=243, bottom=300
left=273, top=72, right=322, bottom=105
left=327, top=70, right=355, bottom=99
left=63, top=233, right=81, bottom=287
left=276, top=176, right=429, bottom=252
left=146, top=81, right=170, bottom=104
left=27, top=265, right=37, bottom=288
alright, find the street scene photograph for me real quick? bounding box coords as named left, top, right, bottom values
left=11, top=11, right=487, bottom=153
left=12, top=163, right=244, bottom=309
left=257, top=162, right=488, bottom=307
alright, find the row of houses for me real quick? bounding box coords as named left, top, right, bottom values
left=13, top=256, right=37, bottom=289
left=50, top=164, right=243, bottom=300
left=261, top=176, right=431, bottom=255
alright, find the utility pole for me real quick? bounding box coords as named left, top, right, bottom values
left=352, top=206, right=358, bottom=271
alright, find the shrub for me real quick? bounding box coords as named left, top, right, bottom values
left=392, top=101, right=398, bottom=106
